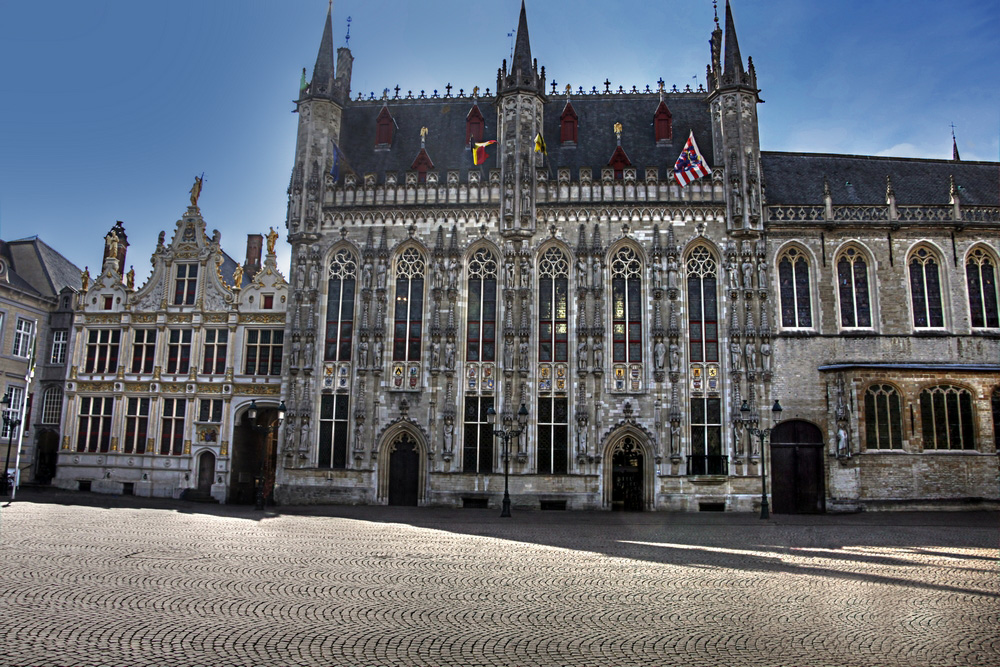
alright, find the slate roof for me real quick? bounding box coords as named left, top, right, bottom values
left=1, top=236, right=82, bottom=299
left=761, top=152, right=1000, bottom=207
left=336, top=93, right=714, bottom=184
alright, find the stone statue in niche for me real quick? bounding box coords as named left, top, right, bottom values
left=362, top=262, right=373, bottom=289
left=670, top=422, right=681, bottom=455
left=728, top=261, right=740, bottom=290
left=669, top=343, right=680, bottom=373
left=653, top=260, right=662, bottom=290
left=376, top=262, right=387, bottom=290
left=730, top=178, right=743, bottom=218
left=447, top=258, right=458, bottom=290
left=745, top=342, right=757, bottom=371
left=444, top=422, right=454, bottom=452
left=445, top=341, right=456, bottom=369
left=431, top=341, right=441, bottom=369
left=503, top=339, right=514, bottom=369
left=518, top=340, right=529, bottom=369
left=505, top=261, right=515, bottom=288
left=757, top=260, right=767, bottom=289
left=760, top=342, right=772, bottom=372
left=593, top=342, right=603, bottom=369
left=730, top=341, right=742, bottom=371
left=520, top=258, right=531, bottom=287
left=741, top=258, right=754, bottom=289
left=654, top=341, right=666, bottom=370
left=373, top=340, right=383, bottom=368
left=358, top=340, right=369, bottom=367
left=577, top=341, right=588, bottom=370
left=577, top=257, right=588, bottom=288
left=591, top=259, right=602, bottom=288
left=667, top=257, right=679, bottom=290
left=837, top=426, right=851, bottom=457
left=576, top=427, right=587, bottom=454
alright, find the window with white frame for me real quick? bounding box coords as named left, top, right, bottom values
left=199, top=399, right=223, bottom=423
left=12, top=318, right=34, bottom=357
left=245, top=329, right=284, bottom=375
left=76, top=395, right=112, bottom=453
left=174, top=264, right=198, bottom=305
left=202, top=329, right=228, bottom=374
left=909, top=247, right=945, bottom=328
left=50, top=329, right=68, bottom=365
left=84, top=329, right=120, bottom=374
left=2, top=387, right=24, bottom=439
left=166, top=329, right=192, bottom=374
left=123, top=397, right=149, bottom=454
left=778, top=247, right=812, bottom=328
left=159, top=398, right=186, bottom=455
left=131, top=329, right=157, bottom=374
left=41, top=387, right=62, bottom=425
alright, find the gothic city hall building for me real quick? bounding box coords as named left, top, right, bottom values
left=57, top=2, right=999, bottom=511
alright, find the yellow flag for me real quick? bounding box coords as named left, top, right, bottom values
left=534, top=133, right=547, bottom=155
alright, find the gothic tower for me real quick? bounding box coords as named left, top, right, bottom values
left=496, top=0, right=547, bottom=238
left=707, top=0, right=763, bottom=232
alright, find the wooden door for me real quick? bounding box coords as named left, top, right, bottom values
left=770, top=420, right=825, bottom=514
left=388, top=435, right=419, bottom=506
left=197, top=452, right=215, bottom=494
left=611, top=437, right=644, bottom=511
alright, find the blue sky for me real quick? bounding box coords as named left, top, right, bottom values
left=1, top=0, right=997, bottom=282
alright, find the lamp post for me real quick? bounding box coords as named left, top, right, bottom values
left=248, top=399, right=286, bottom=510
left=486, top=402, right=528, bottom=518
left=741, top=399, right=782, bottom=520
left=0, top=395, right=22, bottom=497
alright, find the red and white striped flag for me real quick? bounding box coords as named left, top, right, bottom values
left=673, top=131, right=711, bottom=186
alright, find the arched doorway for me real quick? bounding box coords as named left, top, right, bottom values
left=231, top=407, right=280, bottom=505
left=197, top=451, right=216, bottom=495
left=611, top=436, right=644, bottom=511
left=34, top=430, right=59, bottom=483
left=769, top=420, right=825, bottom=514
left=387, top=433, right=420, bottom=506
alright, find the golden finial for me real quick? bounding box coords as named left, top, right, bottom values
left=565, top=83, right=572, bottom=95
left=472, top=85, right=479, bottom=98
left=614, top=122, right=622, bottom=135
left=420, top=126, right=428, bottom=138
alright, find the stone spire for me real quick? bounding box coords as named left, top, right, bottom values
left=499, top=1, right=543, bottom=94
left=308, top=5, right=336, bottom=100
left=722, top=0, right=745, bottom=85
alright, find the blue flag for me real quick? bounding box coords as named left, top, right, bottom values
left=330, top=143, right=341, bottom=181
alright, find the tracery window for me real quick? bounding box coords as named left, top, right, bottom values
left=537, top=396, right=568, bottom=475
left=393, top=248, right=425, bottom=362
left=920, top=385, right=974, bottom=450
left=837, top=247, right=872, bottom=328
left=466, top=249, right=498, bottom=362
left=538, top=248, right=569, bottom=363
left=611, top=247, right=643, bottom=363
left=864, top=384, right=903, bottom=450
left=687, top=246, right=718, bottom=363
left=966, top=247, right=999, bottom=328
left=324, top=249, right=357, bottom=362
left=778, top=247, right=812, bottom=328
left=909, top=247, right=944, bottom=328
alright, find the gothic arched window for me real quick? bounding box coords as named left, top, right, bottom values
left=909, top=246, right=945, bottom=328
left=686, top=246, right=719, bottom=363
left=966, top=247, right=999, bottom=328
left=610, top=246, right=643, bottom=363
left=920, top=384, right=975, bottom=450
left=538, top=248, right=569, bottom=362
left=778, top=247, right=812, bottom=328
left=324, top=249, right=357, bottom=362
left=864, top=384, right=903, bottom=450
left=466, top=248, right=498, bottom=362
left=837, top=247, right=872, bottom=328
left=392, top=248, right=425, bottom=362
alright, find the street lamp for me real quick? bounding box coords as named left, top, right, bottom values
left=248, top=399, right=286, bottom=510
left=0, top=394, right=22, bottom=497
left=741, top=399, right=782, bottom=519
left=486, top=402, right=528, bottom=518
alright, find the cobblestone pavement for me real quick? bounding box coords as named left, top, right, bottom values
left=0, top=490, right=997, bottom=667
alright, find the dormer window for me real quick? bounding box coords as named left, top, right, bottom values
left=654, top=101, right=673, bottom=142
left=608, top=146, right=631, bottom=180
left=466, top=105, right=485, bottom=145
left=262, top=294, right=274, bottom=310
left=560, top=102, right=578, bottom=144
left=375, top=107, right=394, bottom=147
left=411, top=149, right=434, bottom=184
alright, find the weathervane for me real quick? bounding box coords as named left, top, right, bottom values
left=345, top=16, right=352, bottom=47
left=713, top=0, right=719, bottom=28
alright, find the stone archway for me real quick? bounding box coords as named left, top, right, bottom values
left=601, top=428, right=655, bottom=510
left=376, top=424, right=427, bottom=505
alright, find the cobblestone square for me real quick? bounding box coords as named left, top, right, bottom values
left=0, top=490, right=997, bottom=667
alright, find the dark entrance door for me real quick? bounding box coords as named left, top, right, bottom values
left=231, top=408, right=278, bottom=505
left=34, top=430, right=59, bottom=483
left=770, top=420, right=825, bottom=514
left=388, top=434, right=419, bottom=506
left=197, top=452, right=215, bottom=494
left=611, top=437, right=644, bottom=511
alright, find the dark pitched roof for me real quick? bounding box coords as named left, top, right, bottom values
left=761, top=152, right=1000, bottom=206
left=337, top=93, right=713, bottom=183
left=2, top=236, right=82, bottom=298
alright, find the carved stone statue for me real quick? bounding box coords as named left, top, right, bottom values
left=760, top=342, right=772, bottom=372
left=669, top=343, right=680, bottom=372
left=667, top=257, right=679, bottom=290
left=653, top=261, right=662, bottom=290
left=126, top=266, right=135, bottom=290
left=232, top=264, right=243, bottom=288
left=576, top=427, right=587, bottom=454
left=503, top=339, right=514, bottom=369
left=577, top=257, right=588, bottom=288
left=518, top=340, right=528, bottom=368
left=444, top=422, right=454, bottom=452
left=362, top=262, right=373, bottom=289
left=730, top=341, right=742, bottom=371
left=520, top=258, right=531, bottom=287
left=654, top=341, right=666, bottom=370
left=577, top=341, right=588, bottom=370
left=81, top=267, right=90, bottom=291
left=745, top=342, right=757, bottom=371
left=373, top=339, right=383, bottom=368
left=431, top=341, right=441, bottom=368
left=728, top=262, right=740, bottom=290
left=376, top=262, right=387, bottom=290
left=837, top=426, right=850, bottom=456
left=742, top=258, right=754, bottom=289
left=505, top=261, right=515, bottom=288
left=106, top=231, right=120, bottom=262
left=757, top=260, right=767, bottom=290
left=592, top=259, right=601, bottom=287
left=593, top=342, right=603, bottom=368
left=445, top=341, right=456, bottom=369
left=358, top=340, right=369, bottom=367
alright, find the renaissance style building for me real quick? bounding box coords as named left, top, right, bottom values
left=55, top=1, right=999, bottom=511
